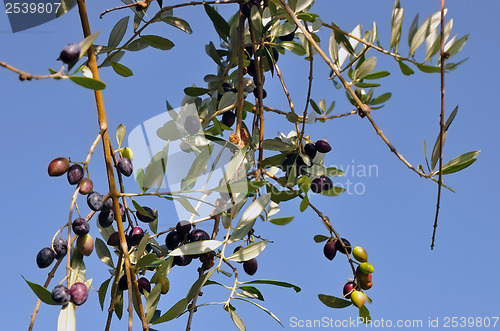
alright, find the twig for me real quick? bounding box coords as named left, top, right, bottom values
left=99, top=0, right=240, bottom=69
left=100, top=0, right=152, bottom=19
left=0, top=62, right=65, bottom=80
left=299, top=21, right=314, bottom=146
left=431, top=0, right=446, bottom=250
left=235, top=9, right=246, bottom=139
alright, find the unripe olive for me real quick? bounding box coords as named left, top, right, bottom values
left=121, top=147, right=134, bottom=161
left=352, top=246, right=368, bottom=263
left=359, top=262, right=374, bottom=274
left=350, top=290, right=365, bottom=308
left=77, top=234, right=94, bottom=256
left=158, top=275, right=170, bottom=294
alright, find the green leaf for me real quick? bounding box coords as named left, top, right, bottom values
left=226, top=240, right=268, bottom=262
left=156, top=120, right=182, bottom=141
left=57, top=302, right=76, bottom=331
left=141, top=35, right=175, bottom=50
left=95, top=238, right=114, bottom=268
left=370, top=92, right=392, bottom=105
left=184, top=87, right=210, bottom=97
left=99, top=278, right=111, bottom=310
left=219, top=91, right=237, bottom=111
left=331, top=23, right=355, bottom=55
left=298, top=176, right=311, bottom=193
left=310, top=99, right=322, bottom=114
left=397, top=60, right=414, bottom=76
left=169, top=240, right=223, bottom=256
left=142, top=145, right=168, bottom=190
left=321, top=186, right=346, bottom=197
left=359, top=305, right=371, bottom=323
left=161, top=17, right=192, bottom=34
left=325, top=167, right=344, bottom=177
left=108, top=17, right=129, bottom=48
left=269, top=216, right=294, bottom=226
left=260, top=153, right=287, bottom=169
left=69, top=76, right=106, bottom=90
left=187, top=269, right=216, bottom=301
left=408, top=14, right=419, bottom=47
left=299, top=195, right=308, bottom=212
left=261, top=139, right=295, bottom=151
left=416, top=64, right=441, bottom=73
left=440, top=151, right=480, bottom=175
left=126, top=38, right=149, bottom=51
left=243, top=280, right=301, bottom=293
left=363, top=71, right=390, bottom=80
left=430, top=106, right=458, bottom=170
left=318, top=294, right=352, bottom=308
left=145, top=283, right=162, bottom=323
left=233, top=194, right=271, bottom=232
left=152, top=298, right=189, bottom=324
left=446, top=34, right=468, bottom=58
left=111, top=62, right=133, bottom=77
left=329, top=30, right=339, bottom=64
left=175, top=197, right=199, bottom=216
left=229, top=220, right=255, bottom=243
left=237, top=286, right=264, bottom=301
left=390, top=1, right=404, bottom=52
left=286, top=112, right=300, bottom=123
left=204, top=4, right=230, bottom=42
left=354, top=57, right=377, bottom=81
left=136, top=253, right=158, bottom=270
left=116, top=124, right=126, bottom=147
left=313, top=235, right=329, bottom=243
left=23, top=277, right=58, bottom=305
left=79, top=31, right=101, bottom=59
left=280, top=41, right=306, bottom=56
left=229, top=308, right=246, bottom=331
left=409, top=10, right=446, bottom=56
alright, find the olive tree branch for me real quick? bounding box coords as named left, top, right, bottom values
left=263, top=171, right=360, bottom=285
left=299, top=21, right=314, bottom=147
left=431, top=0, right=446, bottom=250
left=0, top=61, right=65, bottom=81
left=279, top=0, right=431, bottom=179
left=75, top=0, right=148, bottom=329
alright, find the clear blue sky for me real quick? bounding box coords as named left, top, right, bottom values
left=1, top=1, right=499, bottom=330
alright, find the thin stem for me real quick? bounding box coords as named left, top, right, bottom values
left=75, top=0, right=148, bottom=329
left=431, top=0, right=446, bottom=250
left=299, top=21, right=314, bottom=145
left=0, top=62, right=65, bottom=80
left=273, top=60, right=301, bottom=135
left=235, top=10, right=246, bottom=139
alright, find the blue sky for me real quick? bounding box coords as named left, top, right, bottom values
left=1, top=1, right=499, bottom=330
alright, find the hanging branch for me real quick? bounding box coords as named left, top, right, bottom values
left=431, top=0, right=447, bottom=250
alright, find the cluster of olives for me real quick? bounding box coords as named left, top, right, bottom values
left=324, top=238, right=374, bottom=309
left=51, top=282, right=89, bottom=306
left=165, top=220, right=217, bottom=269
